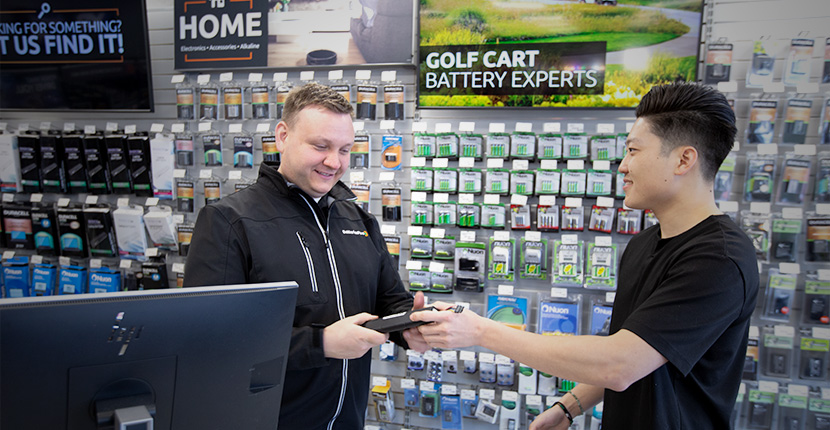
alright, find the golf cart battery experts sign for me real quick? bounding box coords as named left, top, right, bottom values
left=420, top=42, right=606, bottom=98
left=175, top=0, right=268, bottom=69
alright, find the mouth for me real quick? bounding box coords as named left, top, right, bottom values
left=316, top=170, right=336, bottom=179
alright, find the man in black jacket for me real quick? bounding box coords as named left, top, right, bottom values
left=184, top=82, right=428, bottom=429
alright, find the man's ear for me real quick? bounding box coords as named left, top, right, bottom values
left=675, top=146, right=699, bottom=176
left=275, top=121, right=288, bottom=153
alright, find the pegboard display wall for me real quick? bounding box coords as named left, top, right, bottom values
left=1, top=1, right=830, bottom=429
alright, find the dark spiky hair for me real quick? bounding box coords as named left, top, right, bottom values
left=635, top=82, right=736, bottom=181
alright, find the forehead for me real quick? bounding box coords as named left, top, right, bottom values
left=292, top=107, right=354, bottom=143
left=626, top=118, right=660, bottom=146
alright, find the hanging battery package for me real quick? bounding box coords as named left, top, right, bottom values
left=84, top=205, right=118, bottom=258
left=203, top=179, right=222, bottom=206
left=411, top=167, right=433, bottom=192
left=519, top=237, right=547, bottom=279
left=383, top=83, right=404, bottom=120
left=486, top=132, right=510, bottom=159
left=106, top=132, right=132, bottom=193
left=704, top=43, right=734, bottom=84
left=198, top=82, right=219, bottom=121
left=762, top=326, right=794, bottom=378
left=590, top=297, right=614, bottom=335
left=771, top=215, right=801, bottom=262
left=411, top=201, right=433, bottom=225
left=590, top=135, right=616, bottom=161
left=259, top=133, right=279, bottom=167
left=39, top=130, right=64, bottom=193
left=561, top=205, right=584, bottom=232
left=381, top=134, right=402, bottom=170
left=746, top=385, right=775, bottom=428
left=275, top=82, right=291, bottom=120
left=644, top=209, right=658, bottom=229
left=221, top=77, right=244, bottom=120
left=781, top=97, right=812, bottom=144
left=821, top=97, right=830, bottom=145
left=460, top=132, right=483, bottom=159
left=798, top=331, right=829, bottom=380
left=616, top=207, right=643, bottom=235
left=176, top=178, right=195, bottom=213
left=434, top=202, right=457, bottom=226
left=381, top=187, right=401, bottom=222
left=455, top=241, right=486, bottom=292
left=177, top=223, right=193, bottom=257
left=803, top=272, right=830, bottom=325
left=585, top=239, right=618, bottom=290
left=538, top=133, right=562, bottom=160
left=806, top=213, right=830, bottom=262
left=488, top=236, right=515, bottom=281
left=419, top=382, right=440, bottom=418
left=458, top=203, right=481, bottom=228
left=88, top=266, right=122, bottom=294
left=746, top=39, right=777, bottom=88
left=350, top=181, right=371, bottom=212
left=511, top=170, right=534, bottom=196
left=434, top=168, right=458, bottom=193
left=459, top=168, right=483, bottom=194
left=410, top=236, right=433, bottom=259
left=232, top=134, right=255, bottom=169
left=485, top=169, right=509, bottom=194
left=31, top=262, right=57, bottom=297
left=815, top=151, right=830, bottom=202
left=741, top=211, right=772, bottom=261
left=2, top=255, right=30, bottom=298
left=563, top=133, right=588, bottom=159
left=202, top=132, right=223, bottom=167
left=536, top=169, right=560, bottom=195
left=551, top=236, right=583, bottom=287
left=511, top=131, right=535, bottom=159
left=356, top=83, right=378, bottom=120
left=408, top=268, right=431, bottom=292
left=746, top=99, right=778, bottom=144
left=175, top=80, right=196, bottom=120
left=510, top=204, right=531, bottom=230
left=589, top=205, right=615, bottom=233
left=561, top=169, right=586, bottom=196
left=586, top=169, right=613, bottom=197
left=538, top=295, right=581, bottom=336
left=58, top=263, right=87, bottom=295
left=414, top=132, right=437, bottom=158
left=481, top=203, right=506, bottom=229
left=437, top=132, right=459, bottom=159
left=431, top=270, right=453, bottom=293
left=744, top=152, right=777, bottom=202
left=351, top=129, right=370, bottom=169
left=537, top=205, right=560, bottom=232
left=762, top=268, right=797, bottom=322
left=784, top=38, right=814, bottom=86
left=249, top=78, right=271, bottom=120
left=776, top=153, right=811, bottom=205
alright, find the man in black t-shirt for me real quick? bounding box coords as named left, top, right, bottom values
left=412, top=82, right=759, bottom=429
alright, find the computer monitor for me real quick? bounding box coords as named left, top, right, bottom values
left=0, top=282, right=298, bottom=430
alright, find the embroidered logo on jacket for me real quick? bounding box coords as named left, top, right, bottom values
left=342, top=229, right=369, bottom=237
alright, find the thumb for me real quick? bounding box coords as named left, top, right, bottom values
left=348, top=312, right=379, bottom=325
left=412, top=291, right=425, bottom=310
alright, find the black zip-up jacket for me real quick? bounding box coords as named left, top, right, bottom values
left=183, top=163, right=413, bottom=429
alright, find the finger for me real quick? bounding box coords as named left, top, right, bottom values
left=411, top=291, right=425, bottom=310
left=429, top=301, right=454, bottom=311
left=349, top=312, right=379, bottom=324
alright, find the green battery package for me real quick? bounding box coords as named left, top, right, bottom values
left=519, top=238, right=547, bottom=279
left=551, top=237, right=584, bottom=287
left=590, top=135, right=616, bottom=161
left=411, top=167, right=433, bottom=192
left=488, top=237, right=515, bottom=281
left=563, top=133, right=588, bottom=159
left=510, top=171, right=534, bottom=195
left=434, top=168, right=458, bottom=193
left=485, top=169, right=509, bottom=194
left=481, top=204, right=505, bottom=229
left=537, top=133, right=562, bottom=159
left=459, top=133, right=483, bottom=159
left=437, top=133, right=459, bottom=158
left=459, top=169, right=483, bottom=194
left=535, top=169, right=560, bottom=195
left=585, top=241, right=618, bottom=290
left=803, top=273, right=830, bottom=325
left=414, top=133, right=436, bottom=158
left=434, top=202, right=457, bottom=226
left=486, top=132, right=510, bottom=158
left=511, top=132, right=535, bottom=159
left=457, top=203, right=480, bottom=228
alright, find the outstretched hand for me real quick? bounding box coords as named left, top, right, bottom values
left=323, top=313, right=389, bottom=359
left=402, top=291, right=430, bottom=353
left=410, top=301, right=486, bottom=349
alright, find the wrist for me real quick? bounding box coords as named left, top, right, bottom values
left=560, top=394, right=580, bottom=419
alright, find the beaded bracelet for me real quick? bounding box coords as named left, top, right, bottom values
left=553, top=401, right=574, bottom=425
left=569, top=390, right=585, bottom=415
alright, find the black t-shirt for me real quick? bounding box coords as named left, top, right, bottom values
left=603, top=215, right=759, bottom=429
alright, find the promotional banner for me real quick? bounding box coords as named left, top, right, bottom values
left=419, top=0, right=703, bottom=108
left=0, top=0, right=153, bottom=111
left=175, top=0, right=415, bottom=70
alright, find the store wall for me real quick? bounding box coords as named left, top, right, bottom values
left=1, top=0, right=830, bottom=429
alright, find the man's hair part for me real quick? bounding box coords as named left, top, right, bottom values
left=635, top=82, right=736, bottom=181
left=282, top=82, right=354, bottom=127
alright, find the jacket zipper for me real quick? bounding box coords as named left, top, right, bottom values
left=299, top=196, right=349, bottom=430
left=295, top=232, right=318, bottom=293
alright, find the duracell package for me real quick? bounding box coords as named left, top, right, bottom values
left=62, top=132, right=89, bottom=194
left=223, top=86, right=243, bottom=120
left=382, top=187, right=402, bottom=222
left=17, top=131, right=42, bottom=193
left=203, top=134, right=223, bottom=166
left=84, top=132, right=110, bottom=194
left=262, top=135, right=280, bottom=166
left=84, top=205, right=118, bottom=258
left=176, top=87, right=195, bottom=120
left=233, top=136, right=254, bottom=168
left=138, top=261, right=169, bottom=289
left=57, top=206, right=88, bottom=258
left=40, top=130, right=66, bottom=193
left=356, top=85, right=378, bottom=120
left=31, top=204, right=58, bottom=255
left=199, top=86, right=219, bottom=120
left=384, top=235, right=401, bottom=267
left=177, top=223, right=194, bottom=256
left=782, top=98, right=812, bottom=145
left=176, top=179, right=195, bottom=213
left=128, top=132, right=153, bottom=197
left=106, top=133, right=132, bottom=194
left=204, top=181, right=221, bottom=205
left=175, top=137, right=195, bottom=167
left=275, top=85, right=291, bottom=119
left=251, top=85, right=271, bottom=119
left=704, top=43, right=733, bottom=84
left=3, top=204, right=34, bottom=249
left=383, top=85, right=405, bottom=120
left=330, top=84, right=351, bottom=102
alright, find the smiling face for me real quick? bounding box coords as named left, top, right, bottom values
left=275, top=106, right=355, bottom=198
left=618, top=117, right=681, bottom=211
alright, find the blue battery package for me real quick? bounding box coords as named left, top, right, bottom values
left=31, top=263, right=57, bottom=296
left=2, top=256, right=30, bottom=298
left=88, top=267, right=122, bottom=293
left=440, top=395, right=463, bottom=429
left=58, top=265, right=87, bottom=295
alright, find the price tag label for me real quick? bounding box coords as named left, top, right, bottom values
left=145, top=197, right=159, bottom=207
left=460, top=231, right=476, bottom=242
left=85, top=195, right=99, bottom=205
left=117, top=198, right=131, bottom=207
left=228, top=170, right=242, bottom=180
left=489, top=123, right=505, bottom=133
left=412, top=122, right=428, bottom=133
left=31, top=255, right=43, bottom=265
left=30, top=193, right=43, bottom=203
left=551, top=287, right=568, bottom=298
left=248, top=72, right=263, bottom=82
left=459, top=122, right=475, bottom=132
left=273, top=72, right=287, bottom=82
left=120, top=259, right=133, bottom=269
left=57, top=198, right=71, bottom=207
left=567, top=123, right=584, bottom=133
left=256, top=123, right=271, bottom=133
left=200, top=169, right=213, bottom=179
left=401, top=379, right=416, bottom=389
left=2, top=250, right=15, bottom=260
left=372, top=377, right=388, bottom=387
left=300, top=71, right=314, bottom=81
left=497, top=284, right=514, bottom=296
left=59, top=256, right=71, bottom=266
left=84, top=125, right=96, bottom=134
left=433, top=158, right=449, bottom=168
left=543, top=122, right=560, bottom=133
left=515, top=122, right=532, bottom=133
left=328, top=70, right=344, bottom=80
left=379, top=120, right=395, bottom=130
left=171, top=74, right=185, bottom=84
left=597, top=123, right=615, bottom=133
left=171, top=123, right=185, bottom=133
left=89, top=259, right=102, bottom=269
left=381, top=70, right=397, bottom=82
left=430, top=228, right=446, bottom=239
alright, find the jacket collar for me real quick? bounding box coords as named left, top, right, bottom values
left=257, top=162, right=357, bottom=203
